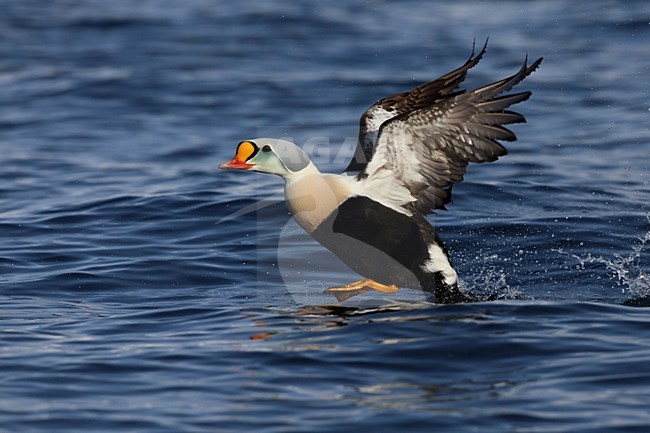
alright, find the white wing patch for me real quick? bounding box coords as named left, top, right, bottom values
left=363, top=127, right=428, bottom=206
left=347, top=165, right=417, bottom=216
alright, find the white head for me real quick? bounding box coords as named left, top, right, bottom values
left=219, top=138, right=313, bottom=178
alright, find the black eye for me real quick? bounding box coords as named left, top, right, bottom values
left=262, top=145, right=272, bottom=152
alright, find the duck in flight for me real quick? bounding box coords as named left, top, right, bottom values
left=220, top=42, right=542, bottom=303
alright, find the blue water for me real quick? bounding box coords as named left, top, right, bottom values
left=1, top=1, right=649, bottom=432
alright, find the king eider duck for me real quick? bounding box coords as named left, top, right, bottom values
left=220, top=43, right=542, bottom=304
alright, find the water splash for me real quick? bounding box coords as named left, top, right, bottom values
left=554, top=216, right=650, bottom=300
left=458, top=254, right=524, bottom=301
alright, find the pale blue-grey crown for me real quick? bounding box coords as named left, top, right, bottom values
left=254, top=138, right=311, bottom=172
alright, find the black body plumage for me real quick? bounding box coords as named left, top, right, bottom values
left=311, top=196, right=468, bottom=303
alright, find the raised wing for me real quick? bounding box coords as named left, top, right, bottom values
left=345, top=40, right=489, bottom=172
left=360, top=55, right=543, bottom=214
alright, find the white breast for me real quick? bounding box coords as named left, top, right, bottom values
left=284, top=165, right=354, bottom=233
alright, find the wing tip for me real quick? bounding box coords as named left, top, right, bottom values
left=522, top=55, right=543, bottom=80
left=469, top=37, right=489, bottom=60
left=465, top=37, right=489, bottom=70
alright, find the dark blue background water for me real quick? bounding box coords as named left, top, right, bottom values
left=1, top=1, right=649, bottom=432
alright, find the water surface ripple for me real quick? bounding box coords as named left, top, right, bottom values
left=1, top=1, right=649, bottom=432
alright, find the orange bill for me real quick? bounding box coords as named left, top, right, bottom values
left=219, top=141, right=257, bottom=170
